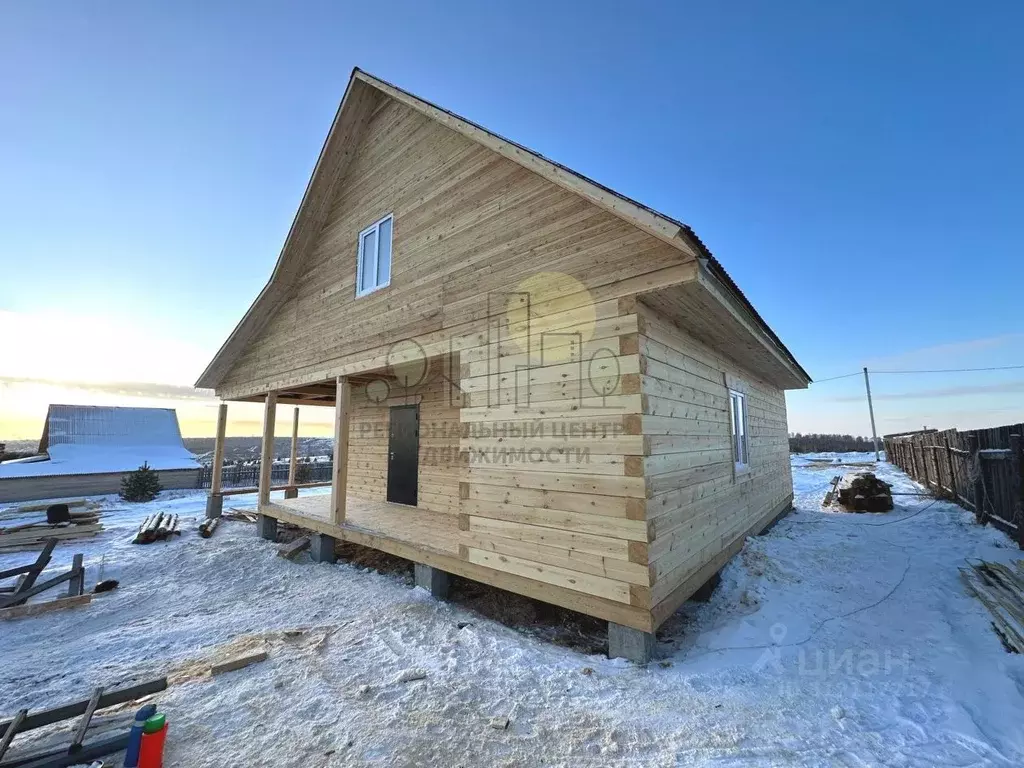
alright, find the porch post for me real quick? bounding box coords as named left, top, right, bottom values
left=258, top=391, right=277, bottom=506
left=331, top=376, right=351, bottom=524
left=285, top=407, right=300, bottom=499
left=205, top=402, right=228, bottom=519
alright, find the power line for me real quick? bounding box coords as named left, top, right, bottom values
left=812, top=364, right=1024, bottom=383
left=872, top=365, right=1024, bottom=374
left=813, top=372, right=862, bottom=382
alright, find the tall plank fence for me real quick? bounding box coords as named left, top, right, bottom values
left=884, top=425, right=1024, bottom=549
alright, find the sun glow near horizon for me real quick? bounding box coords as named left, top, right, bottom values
left=0, top=309, right=335, bottom=441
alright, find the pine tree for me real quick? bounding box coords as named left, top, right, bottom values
left=120, top=462, right=163, bottom=502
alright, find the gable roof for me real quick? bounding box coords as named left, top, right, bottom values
left=196, top=68, right=809, bottom=389
left=0, top=405, right=199, bottom=479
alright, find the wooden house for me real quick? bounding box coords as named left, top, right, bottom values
left=196, top=69, right=810, bottom=662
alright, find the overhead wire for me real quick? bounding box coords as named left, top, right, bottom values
left=811, top=364, right=1024, bottom=384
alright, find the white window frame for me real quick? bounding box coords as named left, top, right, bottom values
left=729, top=389, right=749, bottom=471
left=355, top=213, right=393, bottom=297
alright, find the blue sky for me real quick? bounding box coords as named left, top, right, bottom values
left=1, top=1, right=1021, bottom=439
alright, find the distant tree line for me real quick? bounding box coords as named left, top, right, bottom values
left=789, top=433, right=877, bottom=454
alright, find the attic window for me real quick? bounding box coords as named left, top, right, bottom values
left=356, top=214, right=393, bottom=296
left=729, top=390, right=749, bottom=469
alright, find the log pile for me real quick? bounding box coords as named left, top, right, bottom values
left=198, top=517, right=220, bottom=538
left=836, top=472, right=894, bottom=513
left=0, top=509, right=103, bottom=552
left=960, top=560, right=1024, bottom=653
left=133, top=513, right=181, bottom=544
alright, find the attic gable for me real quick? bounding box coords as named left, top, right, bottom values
left=197, top=69, right=808, bottom=392
left=196, top=70, right=706, bottom=391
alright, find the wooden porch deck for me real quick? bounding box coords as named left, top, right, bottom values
left=262, top=494, right=460, bottom=557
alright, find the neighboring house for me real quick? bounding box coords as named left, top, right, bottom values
left=197, top=69, right=811, bottom=662
left=0, top=405, right=200, bottom=502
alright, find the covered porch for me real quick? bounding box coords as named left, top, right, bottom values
left=263, top=493, right=460, bottom=558
left=204, top=352, right=465, bottom=563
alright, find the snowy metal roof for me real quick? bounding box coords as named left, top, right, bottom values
left=0, top=405, right=200, bottom=478
left=39, top=404, right=188, bottom=452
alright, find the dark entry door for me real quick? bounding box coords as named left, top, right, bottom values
left=387, top=404, right=419, bottom=506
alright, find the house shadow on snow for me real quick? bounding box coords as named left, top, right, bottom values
left=278, top=526, right=719, bottom=658
left=328, top=539, right=609, bottom=655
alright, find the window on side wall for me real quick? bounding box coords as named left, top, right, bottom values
left=356, top=214, right=393, bottom=297
left=729, top=390, right=749, bottom=470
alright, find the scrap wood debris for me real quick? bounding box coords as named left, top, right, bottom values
left=166, top=626, right=337, bottom=686
left=224, top=508, right=258, bottom=523
left=0, top=538, right=90, bottom=620
left=822, top=475, right=842, bottom=507
left=0, top=504, right=103, bottom=552
left=960, top=559, right=1024, bottom=653
left=0, top=678, right=167, bottom=767
left=835, top=472, right=894, bottom=513
left=277, top=536, right=309, bottom=560
left=132, top=512, right=181, bottom=544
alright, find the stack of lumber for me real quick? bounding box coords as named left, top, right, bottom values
left=133, top=512, right=181, bottom=544
left=836, top=472, right=893, bottom=513
left=0, top=511, right=103, bottom=552
left=0, top=500, right=96, bottom=521
left=960, top=560, right=1024, bottom=653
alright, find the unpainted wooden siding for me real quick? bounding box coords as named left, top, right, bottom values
left=347, top=354, right=463, bottom=515
left=456, top=299, right=653, bottom=625
left=217, top=94, right=688, bottom=399
left=637, top=300, right=793, bottom=623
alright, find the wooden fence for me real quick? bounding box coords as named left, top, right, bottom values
left=196, top=460, right=334, bottom=490
left=884, top=425, right=1024, bottom=548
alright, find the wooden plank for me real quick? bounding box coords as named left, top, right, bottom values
left=287, top=407, right=300, bottom=487
left=463, top=546, right=632, bottom=604
left=67, top=554, right=84, bottom=597
left=460, top=530, right=649, bottom=584
left=462, top=482, right=644, bottom=519
left=68, top=686, right=104, bottom=753
left=462, top=500, right=648, bottom=542
left=210, top=651, right=268, bottom=676
left=0, top=679, right=168, bottom=739
left=0, top=709, right=26, bottom=762
left=331, top=376, right=351, bottom=524
left=258, top=392, right=278, bottom=505
left=0, top=593, right=92, bottom=620
left=277, top=536, right=310, bottom=559
left=463, top=514, right=634, bottom=559
left=210, top=402, right=229, bottom=496
left=5, top=539, right=57, bottom=604
left=464, top=467, right=647, bottom=498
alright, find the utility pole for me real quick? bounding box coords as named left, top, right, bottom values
left=863, top=367, right=880, bottom=461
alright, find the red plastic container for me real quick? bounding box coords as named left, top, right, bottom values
left=138, top=713, right=168, bottom=768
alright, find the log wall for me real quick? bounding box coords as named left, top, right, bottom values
left=637, top=300, right=794, bottom=624
left=457, top=299, right=652, bottom=628
left=217, top=94, right=689, bottom=400
left=346, top=354, right=463, bottom=516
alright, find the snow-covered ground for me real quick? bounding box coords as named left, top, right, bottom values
left=2, top=456, right=1024, bottom=767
